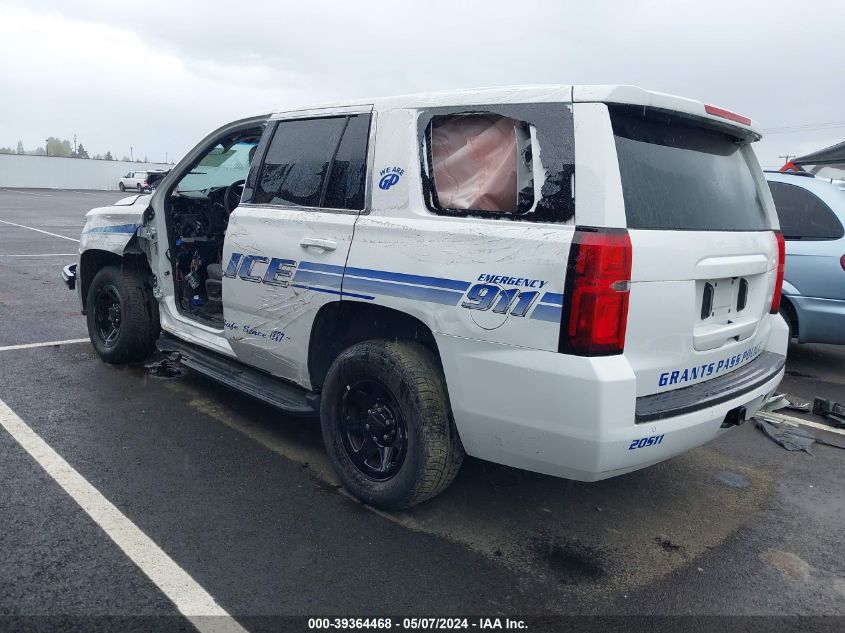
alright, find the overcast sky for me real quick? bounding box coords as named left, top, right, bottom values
left=1, top=0, right=843, bottom=167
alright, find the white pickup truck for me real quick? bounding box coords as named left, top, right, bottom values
left=118, top=171, right=150, bottom=192
left=63, top=85, right=788, bottom=509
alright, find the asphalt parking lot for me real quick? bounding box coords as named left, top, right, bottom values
left=1, top=187, right=845, bottom=630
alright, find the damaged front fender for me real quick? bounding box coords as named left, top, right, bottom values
left=80, top=194, right=151, bottom=256
left=77, top=194, right=154, bottom=313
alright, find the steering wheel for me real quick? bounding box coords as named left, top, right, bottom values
left=224, top=179, right=245, bottom=215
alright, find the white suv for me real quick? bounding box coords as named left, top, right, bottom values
left=64, top=85, right=788, bottom=509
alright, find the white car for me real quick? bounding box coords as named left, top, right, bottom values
left=63, top=85, right=788, bottom=509
left=118, top=170, right=150, bottom=192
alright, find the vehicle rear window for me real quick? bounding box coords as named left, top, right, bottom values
left=768, top=181, right=844, bottom=240
left=610, top=106, right=769, bottom=231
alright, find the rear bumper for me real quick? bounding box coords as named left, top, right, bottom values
left=61, top=263, right=77, bottom=290
left=789, top=295, right=845, bottom=345
left=635, top=351, right=785, bottom=423
left=437, top=325, right=787, bottom=482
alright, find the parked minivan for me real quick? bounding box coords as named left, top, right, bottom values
left=766, top=171, right=845, bottom=344
left=65, top=85, right=789, bottom=508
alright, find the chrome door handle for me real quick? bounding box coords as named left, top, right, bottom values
left=300, top=238, right=337, bottom=251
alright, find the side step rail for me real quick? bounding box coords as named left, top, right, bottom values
left=156, top=333, right=319, bottom=417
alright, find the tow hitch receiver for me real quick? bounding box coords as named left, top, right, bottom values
left=722, top=405, right=747, bottom=428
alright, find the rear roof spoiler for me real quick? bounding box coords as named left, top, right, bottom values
left=573, top=85, right=761, bottom=141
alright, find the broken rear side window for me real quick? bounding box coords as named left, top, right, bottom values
left=418, top=103, right=575, bottom=223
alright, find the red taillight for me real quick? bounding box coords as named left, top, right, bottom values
left=559, top=228, right=632, bottom=356
left=770, top=230, right=785, bottom=314
left=840, top=254, right=845, bottom=272
left=704, top=103, right=752, bottom=126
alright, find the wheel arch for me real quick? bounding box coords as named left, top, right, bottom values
left=79, top=248, right=153, bottom=313
left=779, top=294, right=799, bottom=338
left=308, top=301, right=442, bottom=392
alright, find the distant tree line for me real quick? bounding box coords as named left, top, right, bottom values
left=0, top=138, right=159, bottom=163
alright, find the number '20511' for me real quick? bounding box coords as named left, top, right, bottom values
left=628, top=434, right=665, bottom=450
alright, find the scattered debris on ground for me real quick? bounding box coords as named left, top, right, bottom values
left=144, top=353, right=187, bottom=379
left=755, top=419, right=817, bottom=453
left=812, top=398, right=845, bottom=428
left=764, top=392, right=811, bottom=413
left=754, top=393, right=845, bottom=453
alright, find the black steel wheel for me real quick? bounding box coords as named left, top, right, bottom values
left=340, top=377, right=407, bottom=481
left=86, top=265, right=159, bottom=364
left=93, top=283, right=122, bottom=348
left=321, top=340, right=464, bottom=509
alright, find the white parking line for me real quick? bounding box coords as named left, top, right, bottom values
left=0, top=219, right=79, bottom=242
left=0, top=396, right=250, bottom=633
left=0, top=188, right=53, bottom=197
left=0, top=339, right=89, bottom=352
left=0, top=253, right=77, bottom=257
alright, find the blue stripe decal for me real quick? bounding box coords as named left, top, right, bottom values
left=342, top=290, right=376, bottom=301
left=531, top=304, right=562, bottom=323
left=298, top=261, right=345, bottom=275
left=540, top=292, right=563, bottom=306
left=292, top=284, right=375, bottom=301
left=293, top=270, right=343, bottom=289
left=344, top=277, right=464, bottom=305
left=86, top=223, right=138, bottom=234
left=343, top=266, right=471, bottom=292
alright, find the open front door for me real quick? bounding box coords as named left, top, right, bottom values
left=222, top=107, right=373, bottom=388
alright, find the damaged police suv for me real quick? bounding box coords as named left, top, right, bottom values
left=64, top=86, right=788, bottom=509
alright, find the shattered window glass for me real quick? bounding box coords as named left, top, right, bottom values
left=323, top=114, right=370, bottom=211
left=419, top=103, right=575, bottom=223
left=254, top=117, right=348, bottom=208
left=251, top=115, right=370, bottom=210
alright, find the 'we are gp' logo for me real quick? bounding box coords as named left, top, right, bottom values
left=378, top=166, right=404, bottom=190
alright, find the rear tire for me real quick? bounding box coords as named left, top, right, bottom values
left=86, top=265, right=159, bottom=364
left=119, top=182, right=125, bottom=192
left=137, top=183, right=143, bottom=192
left=320, top=340, right=463, bottom=510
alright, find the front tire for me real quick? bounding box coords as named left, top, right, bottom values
left=119, top=182, right=125, bottom=192
left=320, top=340, right=464, bottom=510
left=86, top=265, right=159, bottom=364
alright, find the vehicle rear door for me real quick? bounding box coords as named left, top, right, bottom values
left=221, top=106, right=373, bottom=388
left=574, top=97, right=781, bottom=398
